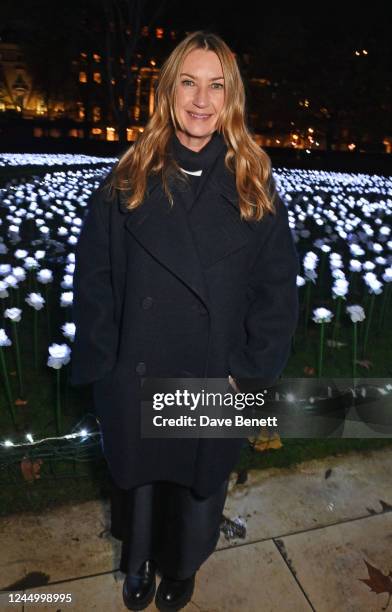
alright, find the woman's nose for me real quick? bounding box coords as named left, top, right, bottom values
left=192, top=86, right=210, bottom=108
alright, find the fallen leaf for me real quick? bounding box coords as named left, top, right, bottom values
left=250, top=430, right=283, bottom=452
left=358, top=560, right=392, bottom=601
left=220, top=515, right=247, bottom=540
left=356, top=359, right=373, bottom=369
left=304, top=366, right=315, bottom=376
left=21, top=457, right=43, bottom=482
left=15, top=398, right=28, bottom=406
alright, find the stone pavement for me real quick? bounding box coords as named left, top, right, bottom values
left=1, top=446, right=391, bottom=611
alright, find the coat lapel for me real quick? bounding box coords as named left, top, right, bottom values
left=119, top=174, right=211, bottom=308
left=117, top=149, right=257, bottom=310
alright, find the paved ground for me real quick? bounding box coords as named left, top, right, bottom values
left=1, top=446, right=391, bottom=611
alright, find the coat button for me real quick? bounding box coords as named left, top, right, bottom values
left=141, top=296, right=153, bottom=309
left=191, top=303, right=208, bottom=315
left=197, top=303, right=208, bottom=316
left=135, top=361, right=146, bottom=375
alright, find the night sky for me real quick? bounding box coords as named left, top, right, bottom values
left=144, top=4, right=389, bottom=54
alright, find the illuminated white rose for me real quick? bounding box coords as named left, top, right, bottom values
left=47, top=343, right=71, bottom=369
left=62, top=322, right=76, bottom=342
left=25, top=292, right=45, bottom=310
left=0, top=328, right=12, bottom=346
left=60, top=291, right=73, bottom=307
left=312, top=307, right=333, bottom=324
left=346, top=305, right=365, bottom=323
left=4, top=307, right=22, bottom=322
left=37, top=269, right=53, bottom=284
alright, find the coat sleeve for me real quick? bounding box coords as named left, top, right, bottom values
left=228, top=176, right=300, bottom=393
left=70, top=175, right=119, bottom=387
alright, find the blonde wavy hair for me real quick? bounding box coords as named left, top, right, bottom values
left=107, top=30, right=276, bottom=222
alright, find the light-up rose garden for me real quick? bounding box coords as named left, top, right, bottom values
left=0, top=154, right=391, bottom=481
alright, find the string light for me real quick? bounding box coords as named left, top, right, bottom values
left=1, top=428, right=98, bottom=449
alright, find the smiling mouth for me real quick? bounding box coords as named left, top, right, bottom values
left=187, top=111, right=212, bottom=120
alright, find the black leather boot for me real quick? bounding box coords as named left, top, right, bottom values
left=122, top=559, right=157, bottom=610
left=155, top=572, right=196, bottom=611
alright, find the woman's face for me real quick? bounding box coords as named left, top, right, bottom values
left=174, top=48, right=225, bottom=150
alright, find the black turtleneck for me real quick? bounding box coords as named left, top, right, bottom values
left=170, top=131, right=226, bottom=208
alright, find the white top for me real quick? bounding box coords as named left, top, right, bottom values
left=179, top=167, right=203, bottom=176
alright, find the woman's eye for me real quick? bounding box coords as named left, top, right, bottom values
left=180, top=80, right=223, bottom=89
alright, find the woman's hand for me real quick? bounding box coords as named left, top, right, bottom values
left=228, top=374, right=241, bottom=393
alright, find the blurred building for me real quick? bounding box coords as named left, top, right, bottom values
left=0, top=30, right=390, bottom=154
left=0, top=27, right=170, bottom=144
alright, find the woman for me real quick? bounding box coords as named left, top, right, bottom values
left=71, top=30, right=300, bottom=611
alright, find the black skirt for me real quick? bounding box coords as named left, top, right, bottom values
left=109, top=476, right=230, bottom=579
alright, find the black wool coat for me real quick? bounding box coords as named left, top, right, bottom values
left=70, top=146, right=300, bottom=498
